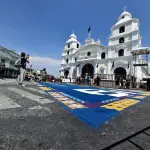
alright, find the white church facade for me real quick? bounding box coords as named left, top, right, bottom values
left=60, top=10, right=149, bottom=82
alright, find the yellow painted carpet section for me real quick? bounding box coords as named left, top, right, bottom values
left=40, top=87, right=51, bottom=91
left=101, top=99, right=139, bottom=111
left=141, top=93, right=150, bottom=96
left=133, top=96, right=147, bottom=99
left=48, top=92, right=87, bottom=110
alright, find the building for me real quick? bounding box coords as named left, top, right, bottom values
left=60, top=9, right=149, bottom=82
left=0, top=46, right=20, bottom=77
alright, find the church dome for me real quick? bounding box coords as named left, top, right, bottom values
left=85, top=37, right=95, bottom=45
left=118, top=11, right=132, bottom=21
left=65, top=32, right=80, bottom=45
left=96, top=39, right=101, bottom=45
left=66, top=32, right=78, bottom=44
left=69, top=33, right=77, bottom=39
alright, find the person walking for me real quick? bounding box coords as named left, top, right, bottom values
left=120, top=77, right=124, bottom=89
left=85, top=73, right=88, bottom=85
left=96, top=75, right=100, bottom=86
left=147, top=80, right=150, bottom=91
left=88, top=75, right=91, bottom=86
left=115, top=77, right=119, bottom=89
left=0, top=63, right=5, bottom=79
left=17, top=52, right=29, bottom=86
left=78, top=76, right=81, bottom=84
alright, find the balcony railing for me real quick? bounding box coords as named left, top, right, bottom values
left=78, top=55, right=98, bottom=61
left=96, top=74, right=115, bottom=80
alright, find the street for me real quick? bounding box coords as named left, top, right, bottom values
left=0, top=80, right=150, bottom=150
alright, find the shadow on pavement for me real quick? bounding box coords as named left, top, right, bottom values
left=102, top=125, right=150, bottom=150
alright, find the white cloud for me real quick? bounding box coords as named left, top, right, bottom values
left=26, top=56, right=61, bottom=77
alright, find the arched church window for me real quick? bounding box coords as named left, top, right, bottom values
left=1, top=59, right=5, bottom=64
left=101, top=52, right=105, bottom=59
left=10, top=61, right=14, bottom=65
left=66, top=59, right=69, bottom=63
left=119, top=26, right=125, bottom=33
left=68, top=44, right=70, bottom=48
left=87, top=52, right=91, bottom=56
left=122, top=16, right=125, bottom=19
left=67, top=51, right=69, bottom=55
left=118, top=49, right=124, bottom=56
left=77, top=44, right=79, bottom=48
left=119, top=37, right=124, bottom=43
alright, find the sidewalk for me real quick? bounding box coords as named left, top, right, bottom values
left=0, top=78, right=16, bottom=84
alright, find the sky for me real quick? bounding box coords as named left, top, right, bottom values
left=0, top=0, right=149, bottom=76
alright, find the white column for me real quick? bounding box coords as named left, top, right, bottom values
left=60, top=69, right=63, bottom=77
left=69, top=67, right=73, bottom=82
left=77, top=67, right=79, bottom=77
left=130, top=61, right=133, bottom=76
left=113, top=74, right=115, bottom=80
left=94, top=65, right=97, bottom=78
left=107, top=61, right=111, bottom=74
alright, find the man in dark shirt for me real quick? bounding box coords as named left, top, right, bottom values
left=115, top=77, right=119, bottom=89
left=17, top=52, right=29, bottom=86
left=96, top=75, right=100, bottom=86
left=0, top=64, right=5, bottom=79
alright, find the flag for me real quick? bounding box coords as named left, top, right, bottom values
left=88, top=26, right=91, bottom=33
left=42, top=68, right=46, bottom=71
left=112, top=61, right=114, bottom=68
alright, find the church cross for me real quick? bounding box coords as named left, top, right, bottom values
left=123, top=6, right=127, bottom=12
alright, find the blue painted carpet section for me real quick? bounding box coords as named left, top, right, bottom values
left=73, top=108, right=120, bottom=128
left=39, top=82, right=148, bottom=128
left=39, top=82, right=140, bottom=103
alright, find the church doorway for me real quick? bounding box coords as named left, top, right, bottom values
left=64, top=70, right=69, bottom=78
left=81, top=63, right=94, bottom=78
left=114, top=67, right=126, bottom=79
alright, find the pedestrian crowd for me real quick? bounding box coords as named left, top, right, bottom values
left=75, top=74, right=101, bottom=86
left=115, top=76, right=131, bottom=89
left=75, top=73, right=136, bottom=89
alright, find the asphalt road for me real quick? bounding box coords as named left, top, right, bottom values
left=0, top=80, right=150, bottom=150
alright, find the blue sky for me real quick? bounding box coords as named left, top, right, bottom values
left=0, top=0, right=149, bottom=76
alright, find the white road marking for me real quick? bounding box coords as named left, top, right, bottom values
left=29, top=105, right=43, bottom=110
left=0, top=92, right=21, bottom=110
left=8, top=88, right=54, bottom=104
left=25, top=87, right=48, bottom=95
left=29, top=105, right=52, bottom=113
left=0, top=79, right=16, bottom=84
